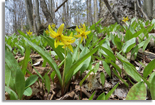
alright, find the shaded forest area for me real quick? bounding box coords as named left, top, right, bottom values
left=5, top=0, right=155, bottom=100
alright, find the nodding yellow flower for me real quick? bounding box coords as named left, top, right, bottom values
left=74, top=24, right=91, bottom=43
left=27, top=30, right=32, bottom=36
left=51, top=23, right=56, bottom=28
left=45, top=29, right=49, bottom=34
left=60, top=33, right=75, bottom=52
left=122, top=16, right=129, bottom=22
left=48, top=23, right=74, bottom=48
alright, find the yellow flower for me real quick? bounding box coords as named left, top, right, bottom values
left=60, top=33, right=75, bottom=52
left=48, top=23, right=74, bottom=48
left=122, top=16, right=129, bottom=22
left=75, top=26, right=81, bottom=34
left=51, top=23, right=56, bottom=28
left=74, top=24, right=91, bottom=43
left=27, top=30, right=32, bottom=36
left=45, top=29, right=49, bottom=34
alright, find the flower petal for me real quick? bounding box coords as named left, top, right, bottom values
left=82, top=24, right=86, bottom=32
left=68, top=45, right=73, bottom=52
left=80, top=37, right=83, bottom=43
left=74, top=34, right=81, bottom=38
left=58, top=24, right=64, bottom=35
left=85, top=31, right=91, bottom=35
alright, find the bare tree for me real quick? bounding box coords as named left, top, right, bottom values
left=49, top=0, right=55, bottom=22
left=25, top=0, right=33, bottom=31
left=35, top=0, right=41, bottom=29
left=94, top=0, right=98, bottom=23
left=40, top=0, right=53, bottom=23
left=153, top=0, right=155, bottom=18
left=143, top=0, right=153, bottom=19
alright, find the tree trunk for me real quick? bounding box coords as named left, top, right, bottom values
left=153, top=0, right=155, bottom=18
left=25, top=0, right=33, bottom=31
left=62, top=0, right=67, bottom=26
left=35, top=0, right=41, bottom=29
left=94, top=0, right=98, bottom=23
left=143, top=0, right=153, bottom=19
left=87, top=0, right=92, bottom=25
left=40, top=0, right=53, bottom=23
left=49, top=0, right=55, bottom=23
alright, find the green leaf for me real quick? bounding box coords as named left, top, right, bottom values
left=72, top=46, right=79, bottom=62
left=143, top=36, right=153, bottom=51
left=5, top=86, right=18, bottom=100
left=50, top=71, right=56, bottom=82
left=90, top=18, right=103, bottom=30
left=23, top=87, right=32, bottom=96
left=150, top=75, right=155, bottom=100
left=116, top=52, right=129, bottom=62
left=122, top=38, right=136, bottom=53
left=113, top=35, right=123, bottom=50
left=100, top=72, right=105, bottom=87
left=126, top=82, right=146, bottom=100
left=74, top=47, right=91, bottom=75
left=124, top=29, right=133, bottom=41
left=105, top=83, right=119, bottom=100
left=123, top=62, right=141, bottom=82
left=15, top=69, right=25, bottom=99
left=22, top=36, right=62, bottom=86
left=21, top=45, right=31, bottom=75
left=5, top=50, right=21, bottom=90
left=5, top=64, right=11, bottom=87
left=25, top=75, right=38, bottom=89
left=85, top=33, right=94, bottom=47
left=148, top=71, right=155, bottom=83
left=102, top=61, right=111, bottom=77
left=112, top=69, right=129, bottom=87
left=143, top=59, right=155, bottom=78
left=65, top=51, right=72, bottom=76
left=97, top=92, right=105, bottom=100
left=89, top=91, right=96, bottom=100
left=100, top=46, right=116, bottom=62
left=65, top=47, right=99, bottom=84
left=33, top=67, right=44, bottom=82
left=44, top=73, right=50, bottom=93
left=80, top=69, right=93, bottom=86
left=110, top=61, right=122, bottom=75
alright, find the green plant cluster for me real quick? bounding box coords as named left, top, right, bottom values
left=5, top=18, right=155, bottom=100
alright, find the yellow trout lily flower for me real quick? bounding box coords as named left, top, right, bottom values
left=74, top=24, right=91, bottom=43
left=60, top=33, right=75, bottom=52
left=27, top=30, right=32, bottom=36
left=48, top=23, right=74, bottom=48
left=122, top=16, right=129, bottom=22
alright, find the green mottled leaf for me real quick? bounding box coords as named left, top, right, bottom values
left=126, top=82, right=146, bottom=100
left=23, top=87, right=32, bottom=96
left=25, top=75, right=38, bottom=89
left=97, top=92, right=105, bottom=100
left=89, top=91, right=96, bottom=100
left=143, top=59, right=155, bottom=78
left=102, top=61, right=111, bottom=77
left=15, top=69, right=25, bottom=99
left=150, top=75, right=155, bottom=100
left=44, top=73, right=50, bottom=93
left=122, top=38, right=136, bottom=53
left=123, top=62, right=141, bottom=82
left=100, top=72, right=105, bottom=87
left=105, top=83, right=119, bottom=100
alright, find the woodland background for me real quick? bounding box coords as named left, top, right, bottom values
left=5, top=0, right=155, bottom=36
